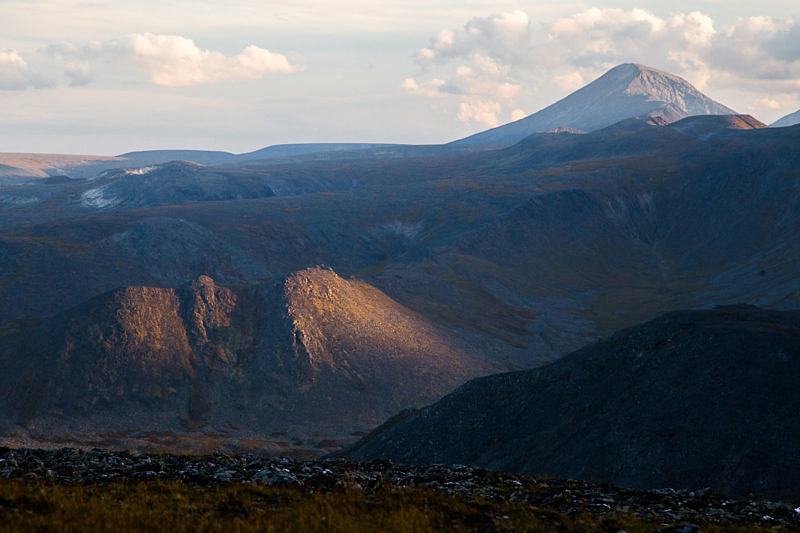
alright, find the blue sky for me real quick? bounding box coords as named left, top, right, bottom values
left=1, top=0, right=799, bottom=154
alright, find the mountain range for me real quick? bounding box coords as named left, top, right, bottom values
left=0, top=63, right=798, bottom=464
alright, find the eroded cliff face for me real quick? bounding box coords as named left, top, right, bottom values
left=49, top=276, right=245, bottom=409
left=181, top=275, right=238, bottom=364
left=58, top=286, right=196, bottom=406
left=0, top=268, right=492, bottom=448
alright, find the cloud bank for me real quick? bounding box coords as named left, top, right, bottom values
left=119, top=33, right=299, bottom=87
left=405, top=8, right=800, bottom=126
left=39, top=33, right=299, bottom=88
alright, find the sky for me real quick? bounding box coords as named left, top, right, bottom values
left=1, top=0, right=799, bottom=154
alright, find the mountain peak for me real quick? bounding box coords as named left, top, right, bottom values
left=453, top=63, right=736, bottom=146
left=604, top=62, right=671, bottom=79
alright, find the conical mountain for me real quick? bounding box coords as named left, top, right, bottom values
left=452, top=63, right=736, bottom=146
left=772, top=108, right=800, bottom=128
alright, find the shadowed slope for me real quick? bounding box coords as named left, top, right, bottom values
left=340, top=305, right=800, bottom=499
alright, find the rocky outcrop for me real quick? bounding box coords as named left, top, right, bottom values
left=0, top=269, right=492, bottom=448
left=284, top=267, right=484, bottom=388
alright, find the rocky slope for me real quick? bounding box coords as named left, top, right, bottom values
left=76, top=161, right=276, bottom=209
left=2, top=447, right=799, bottom=531
left=0, top=268, right=491, bottom=452
left=340, top=305, right=800, bottom=500
left=453, top=63, right=736, bottom=146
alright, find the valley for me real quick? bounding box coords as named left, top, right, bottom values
left=0, top=63, right=798, bottom=505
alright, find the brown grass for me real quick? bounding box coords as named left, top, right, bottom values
left=0, top=479, right=788, bottom=533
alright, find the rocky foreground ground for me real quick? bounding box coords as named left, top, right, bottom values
left=1, top=447, right=799, bottom=532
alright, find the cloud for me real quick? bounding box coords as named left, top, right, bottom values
left=44, top=33, right=300, bottom=87
left=403, top=12, right=534, bottom=127
left=753, top=97, right=781, bottom=111
left=116, top=33, right=299, bottom=87
left=65, top=63, right=93, bottom=86
left=510, top=108, right=526, bottom=121
left=0, top=49, right=52, bottom=90
left=416, top=10, right=531, bottom=65
left=401, top=77, right=445, bottom=98
left=712, top=17, right=800, bottom=81
left=457, top=100, right=501, bottom=127
left=405, top=8, right=800, bottom=127
left=542, top=8, right=717, bottom=89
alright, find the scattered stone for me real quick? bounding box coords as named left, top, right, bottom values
left=0, top=447, right=797, bottom=531
left=656, top=525, right=701, bottom=533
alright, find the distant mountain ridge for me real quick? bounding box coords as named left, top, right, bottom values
left=772, top=108, right=800, bottom=128
left=118, top=143, right=399, bottom=165
left=339, top=305, right=800, bottom=499
left=452, top=63, right=736, bottom=146
left=236, top=143, right=397, bottom=161
left=0, top=144, right=404, bottom=181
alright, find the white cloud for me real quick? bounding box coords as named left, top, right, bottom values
left=510, top=108, right=526, bottom=121
left=457, top=100, right=501, bottom=127
left=416, top=10, right=531, bottom=65
left=44, top=33, right=300, bottom=87
left=542, top=8, right=717, bottom=89
left=401, top=77, right=445, bottom=97
left=0, top=49, right=51, bottom=90
left=753, top=97, right=781, bottom=111
left=404, top=11, right=533, bottom=126
left=115, top=33, right=299, bottom=87
left=712, top=16, right=800, bottom=81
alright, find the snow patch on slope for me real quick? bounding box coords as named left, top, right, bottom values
left=81, top=184, right=120, bottom=208
left=124, top=166, right=157, bottom=176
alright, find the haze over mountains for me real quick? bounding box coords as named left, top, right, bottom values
left=0, top=63, right=798, bottom=468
